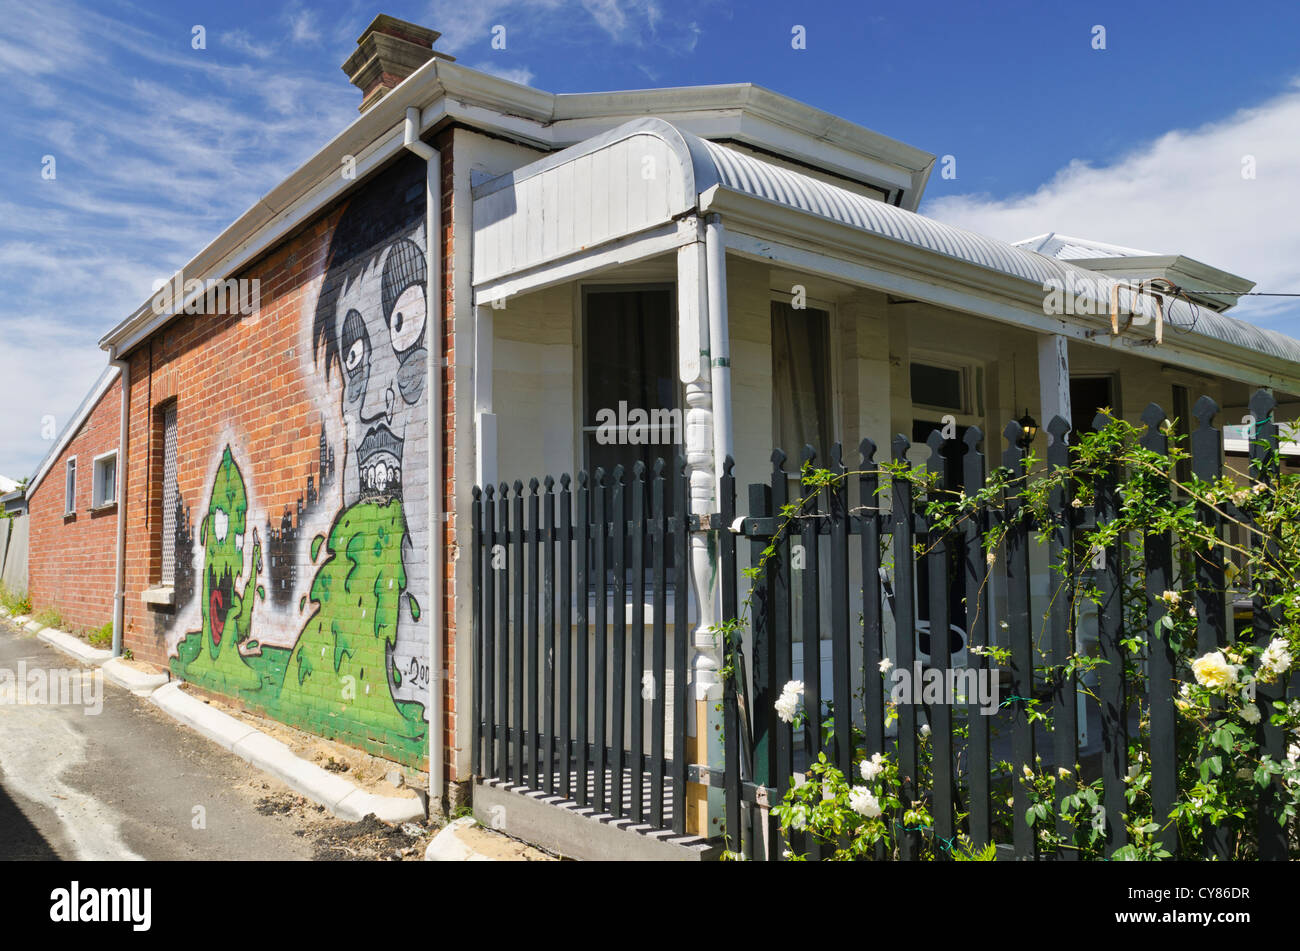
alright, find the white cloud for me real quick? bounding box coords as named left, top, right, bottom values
left=222, top=29, right=275, bottom=60
left=286, top=3, right=323, bottom=44
left=923, top=79, right=1300, bottom=335
left=468, top=60, right=536, bottom=87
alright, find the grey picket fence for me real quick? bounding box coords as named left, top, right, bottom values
left=471, top=389, right=1294, bottom=860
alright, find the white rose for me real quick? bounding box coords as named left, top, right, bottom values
left=848, top=786, right=882, bottom=818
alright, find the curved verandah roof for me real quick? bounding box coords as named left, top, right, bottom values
left=471, top=117, right=1300, bottom=391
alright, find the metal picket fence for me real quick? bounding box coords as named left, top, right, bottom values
left=471, top=389, right=1295, bottom=860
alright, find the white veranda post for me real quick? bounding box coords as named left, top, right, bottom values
left=676, top=217, right=725, bottom=836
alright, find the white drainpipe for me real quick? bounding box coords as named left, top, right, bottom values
left=403, top=107, right=445, bottom=811
left=705, top=214, right=733, bottom=478
left=109, top=354, right=130, bottom=656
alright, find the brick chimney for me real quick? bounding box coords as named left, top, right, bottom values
left=342, top=15, right=455, bottom=113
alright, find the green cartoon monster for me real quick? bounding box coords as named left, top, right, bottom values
left=176, top=446, right=264, bottom=694
left=274, top=499, right=425, bottom=752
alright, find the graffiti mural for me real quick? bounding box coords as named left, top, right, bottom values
left=175, top=447, right=264, bottom=693
left=168, top=154, right=430, bottom=766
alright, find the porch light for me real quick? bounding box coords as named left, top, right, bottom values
left=1017, top=410, right=1038, bottom=448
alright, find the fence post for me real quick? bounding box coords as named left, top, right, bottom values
left=542, top=476, right=556, bottom=797
left=924, top=430, right=955, bottom=857
left=630, top=462, right=647, bottom=825
left=891, top=434, right=920, bottom=860
left=1248, top=389, right=1287, bottom=860
left=828, top=444, right=854, bottom=779
left=1092, top=412, right=1128, bottom=857
left=558, top=474, right=573, bottom=801
left=719, top=456, right=743, bottom=855
left=1001, top=421, right=1037, bottom=860
left=961, top=427, right=991, bottom=848
left=769, top=450, right=794, bottom=857
left=1140, top=403, right=1179, bottom=859
left=497, top=483, right=511, bottom=784
left=748, top=477, right=778, bottom=860
left=1046, top=415, right=1078, bottom=858
left=472, top=486, right=484, bottom=780
left=1190, top=396, right=1231, bottom=859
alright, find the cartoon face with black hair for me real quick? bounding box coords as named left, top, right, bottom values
left=312, top=160, right=428, bottom=508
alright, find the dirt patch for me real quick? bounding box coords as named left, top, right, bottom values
left=248, top=788, right=434, bottom=860
left=177, top=682, right=423, bottom=799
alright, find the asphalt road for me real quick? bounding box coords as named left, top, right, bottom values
left=0, top=618, right=346, bottom=860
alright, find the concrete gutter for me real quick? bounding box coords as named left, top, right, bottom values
left=149, top=684, right=424, bottom=823
left=11, top=616, right=424, bottom=824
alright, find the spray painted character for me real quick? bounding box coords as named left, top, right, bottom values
left=180, top=446, right=264, bottom=693
left=276, top=154, right=429, bottom=751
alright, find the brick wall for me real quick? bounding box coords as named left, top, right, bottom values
left=115, top=141, right=454, bottom=774
left=26, top=376, right=122, bottom=634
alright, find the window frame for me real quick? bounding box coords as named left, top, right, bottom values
left=64, top=456, right=77, bottom=516
left=91, top=449, right=118, bottom=508
left=768, top=292, right=842, bottom=458
left=577, top=281, right=681, bottom=476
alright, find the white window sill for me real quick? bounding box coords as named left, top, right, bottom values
left=142, top=586, right=175, bottom=607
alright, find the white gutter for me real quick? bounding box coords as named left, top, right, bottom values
left=402, top=107, right=445, bottom=813
left=704, top=214, right=733, bottom=478
left=109, top=355, right=130, bottom=657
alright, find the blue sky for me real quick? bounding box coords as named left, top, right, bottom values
left=2, top=0, right=1300, bottom=476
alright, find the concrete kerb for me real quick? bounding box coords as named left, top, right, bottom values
left=17, top=620, right=426, bottom=826
left=149, top=683, right=426, bottom=824
left=37, top=626, right=113, bottom=664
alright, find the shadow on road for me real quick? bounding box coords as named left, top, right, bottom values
left=0, top=772, right=62, bottom=860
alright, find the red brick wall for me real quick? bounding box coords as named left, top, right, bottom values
left=27, top=376, right=122, bottom=635
left=113, top=138, right=455, bottom=776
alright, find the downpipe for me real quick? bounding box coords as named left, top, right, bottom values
left=109, top=354, right=130, bottom=657
left=403, top=107, right=445, bottom=813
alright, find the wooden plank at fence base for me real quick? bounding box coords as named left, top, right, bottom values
left=1141, top=404, right=1178, bottom=860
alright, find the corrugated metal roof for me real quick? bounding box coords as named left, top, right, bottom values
left=691, top=132, right=1300, bottom=367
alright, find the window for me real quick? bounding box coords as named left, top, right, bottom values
left=64, top=458, right=76, bottom=514
left=910, top=360, right=968, bottom=414
left=92, top=451, right=117, bottom=507
left=772, top=301, right=833, bottom=459
left=160, top=403, right=178, bottom=586
left=581, top=286, right=679, bottom=479
left=1070, top=376, right=1117, bottom=436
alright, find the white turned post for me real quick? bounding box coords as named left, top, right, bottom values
left=676, top=218, right=724, bottom=836
left=1037, top=333, right=1071, bottom=446
left=474, top=304, right=498, bottom=490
